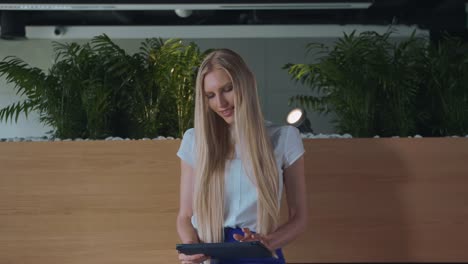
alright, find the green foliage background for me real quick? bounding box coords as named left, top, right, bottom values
left=0, top=35, right=206, bottom=139
left=285, top=30, right=468, bottom=137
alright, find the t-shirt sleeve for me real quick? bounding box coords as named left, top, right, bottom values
left=283, top=125, right=305, bottom=168
left=177, top=128, right=195, bottom=167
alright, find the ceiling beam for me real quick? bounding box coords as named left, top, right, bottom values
left=22, top=24, right=428, bottom=39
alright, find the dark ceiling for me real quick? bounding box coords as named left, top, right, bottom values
left=0, top=0, right=467, bottom=40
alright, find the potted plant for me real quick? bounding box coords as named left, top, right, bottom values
left=0, top=34, right=205, bottom=139
left=284, top=29, right=468, bottom=137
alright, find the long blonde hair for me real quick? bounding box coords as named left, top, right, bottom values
left=193, top=49, right=280, bottom=244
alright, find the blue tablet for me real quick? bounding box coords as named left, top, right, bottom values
left=176, top=241, right=273, bottom=259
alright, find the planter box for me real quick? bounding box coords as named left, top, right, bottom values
left=0, top=138, right=467, bottom=263
left=284, top=138, right=468, bottom=263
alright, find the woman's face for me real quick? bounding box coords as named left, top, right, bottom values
left=204, top=68, right=235, bottom=125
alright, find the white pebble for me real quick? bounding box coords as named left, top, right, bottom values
left=15, top=132, right=468, bottom=141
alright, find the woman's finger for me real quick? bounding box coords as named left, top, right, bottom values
left=242, top=227, right=252, bottom=241
left=233, top=233, right=244, bottom=241
left=179, top=253, right=207, bottom=262
left=242, top=227, right=251, bottom=236
left=252, top=233, right=261, bottom=239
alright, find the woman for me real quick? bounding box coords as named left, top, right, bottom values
left=176, top=49, right=307, bottom=264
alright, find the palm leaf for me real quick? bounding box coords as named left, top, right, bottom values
left=0, top=56, right=53, bottom=123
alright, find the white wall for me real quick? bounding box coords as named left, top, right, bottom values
left=0, top=39, right=57, bottom=138
left=0, top=25, right=427, bottom=138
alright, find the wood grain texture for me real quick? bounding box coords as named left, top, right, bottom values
left=282, top=138, right=468, bottom=263
left=1, top=138, right=468, bottom=263
left=0, top=141, right=180, bottom=264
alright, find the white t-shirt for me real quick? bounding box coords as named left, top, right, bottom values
left=177, top=123, right=305, bottom=232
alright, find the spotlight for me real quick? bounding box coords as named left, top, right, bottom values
left=286, top=108, right=314, bottom=133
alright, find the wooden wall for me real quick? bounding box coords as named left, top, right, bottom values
left=0, top=138, right=467, bottom=264
left=283, top=138, right=468, bottom=263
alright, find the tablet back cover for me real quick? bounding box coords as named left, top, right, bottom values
left=176, top=241, right=272, bottom=259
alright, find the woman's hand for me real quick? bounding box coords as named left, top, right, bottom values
left=232, top=227, right=274, bottom=252
left=178, top=252, right=209, bottom=264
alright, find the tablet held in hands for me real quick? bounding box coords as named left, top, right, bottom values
left=176, top=241, right=272, bottom=259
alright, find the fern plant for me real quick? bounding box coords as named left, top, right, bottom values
left=284, top=30, right=430, bottom=137
left=0, top=34, right=204, bottom=139
left=286, top=30, right=468, bottom=137
left=418, top=36, right=468, bottom=136
left=0, top=43, right=103, bottom=139
left=165, top=42, right=207, bottom=138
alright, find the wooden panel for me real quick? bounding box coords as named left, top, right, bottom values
left=0, top=141, right=180, bottom=264
left=283, top=138, right=468, bottom=263
left=1, top=138, right=468, bottom=263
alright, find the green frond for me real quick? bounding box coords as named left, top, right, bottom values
left=284, top=27, right=468, bottom=137
left=0, top=100, right=36, bottom=123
